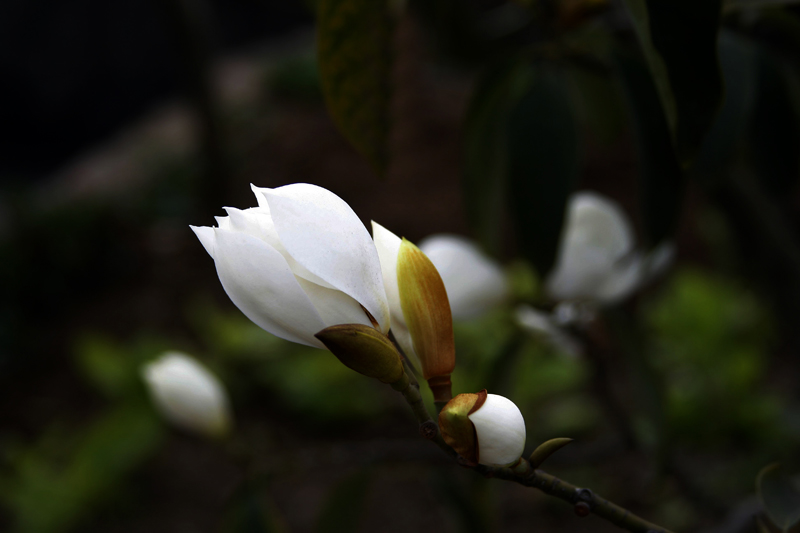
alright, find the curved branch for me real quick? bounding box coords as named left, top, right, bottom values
left=393, top=372, right=676, bottom=533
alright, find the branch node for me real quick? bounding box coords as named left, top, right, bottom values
left=456, top=455, right=472, bottom=468
left=419, top=420, right=438, bottom=440
left=574, top=501, right=591, bottom=517
left=575, top=487, right=594, bottom=504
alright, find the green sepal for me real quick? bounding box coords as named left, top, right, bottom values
left=528, top=437, right=573, bottom=469
left=315, top=324, right=404, bottom=384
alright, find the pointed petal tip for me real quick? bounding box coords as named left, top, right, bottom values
left=190, top=225, right=217, bottom=256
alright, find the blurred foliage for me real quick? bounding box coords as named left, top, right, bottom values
left=316, top=0, right=393, bottom=174
left=1, top=403, right=163, bottom=533
left=0, top=334, right=176, bottom=533
left=189, top=302, right=392, bottom=425
left=268, top=54, right=324, bottom=103
left=645, top=268, right=782, bottom=447
left=223, top=483, right=288, bottom=533
left=315, top=469, right=371, bottom=533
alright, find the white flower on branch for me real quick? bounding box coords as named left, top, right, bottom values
left=546, top=192, right=674, bottom=306
left=439, top=390, right=526, bottom=467
left=191, top=183, right=391, bottom=348
left=469, top=393, right=527, bottom=466
left=142, top=352, right=231, bottom=437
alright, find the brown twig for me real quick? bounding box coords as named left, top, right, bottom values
left=393, top=370, right=676, bottom=533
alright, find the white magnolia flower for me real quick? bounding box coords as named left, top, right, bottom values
left=418, top=235, right=509, bottom=319
left=191, top=184, right=391, bottom=348
left=143, top=352, right=231, bottom=437
left=469, top=394, right=527, bottom=466
left=546, top=192, right=674, bottom=305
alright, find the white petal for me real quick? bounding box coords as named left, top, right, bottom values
left=295, top=277, right=373, bottom=328
left=515, top=305, right=582, bottom=358
left=212, top=228, right=327, bottom=348
left=190, top=225, right=216, bottom=257
left=251, top=183, right=269, bottom=208
left=468, top=394, right=526, bottom=466
left=214, top=216, right=232, bottom=230
left=643, top=242, right=676, bottom=282
left=224, top=206, right=336, bottom=290
left=595, top=253, right=645, bottom=304
left=142, top=352, right=231, bottom=437
left=419, top=235, right=509, bottom=319
left=546, top=191, right=635, bottom=302
left=257, top=184, right=390, bottom=332
left=371, top=221, right=419, bottom=366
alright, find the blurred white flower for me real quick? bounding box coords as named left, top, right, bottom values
left=418, top=234, right=509, bottom=320
left=142, top=352, right=231, bottom=437
left=469, top=394, right=527, bottom=467
left=514, top=305, right=582, bottom=357
left=546, top=192, right=674, bottom=305
left=191, top=183, right=390, bottom=348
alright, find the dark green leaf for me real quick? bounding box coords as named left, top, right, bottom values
left=749, top=48, right=800, bottom=198
left=615, top=47, right=683, bottom=246
left=507, top=65, right=580, bottom=277
left=757, top=463, right=800, bottom=531
left=317, top=0, right=393, bottom=174
left=462, top=59, right=533, bottom=255
left=694, top=31, right=758, bottom=178
left=622, top=0, right=724, bottom=165
left=566, top=66, right=626, bottom=145
left=316, top=469, right=371, bottom=533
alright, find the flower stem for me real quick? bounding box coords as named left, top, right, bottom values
left=393, top=370, right=676, bottom=533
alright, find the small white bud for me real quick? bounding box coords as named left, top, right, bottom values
left=142, top=352, right=232, bottom=438
left=468, top=394, right=526, bottom=467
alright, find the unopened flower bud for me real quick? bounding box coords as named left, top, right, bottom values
left=439, top=390, right=526, bottom=467
left=142, top=352, right=232, bottom=438
left=315, top=324, right=405, bottom=384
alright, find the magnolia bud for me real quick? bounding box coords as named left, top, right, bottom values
left=396, top=238, right=455, bottom=402
left=315, top=324, right=405, bottom=384
left=142, top=352, right=232, bottom=438
left=439, top=390, right=526, bottom=467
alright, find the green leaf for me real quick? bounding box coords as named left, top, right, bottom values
left=317, top=0, right=394, bottom=174
left=507, top=65, right=580, bottom=278
left=615, top=46, right=683, bottom=246
left=621, top=0, right=724, bottom=165
left=528, top=437, right=573, bottom=469
left=757, top=463, right=800, bottom=531
left=315, top=469, right=371, bottom=533
left=566, top=66, right=626, bottom=146
left=749, top=48, right=800, bottom=198
left=462, top=59, right=532, bottom=255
